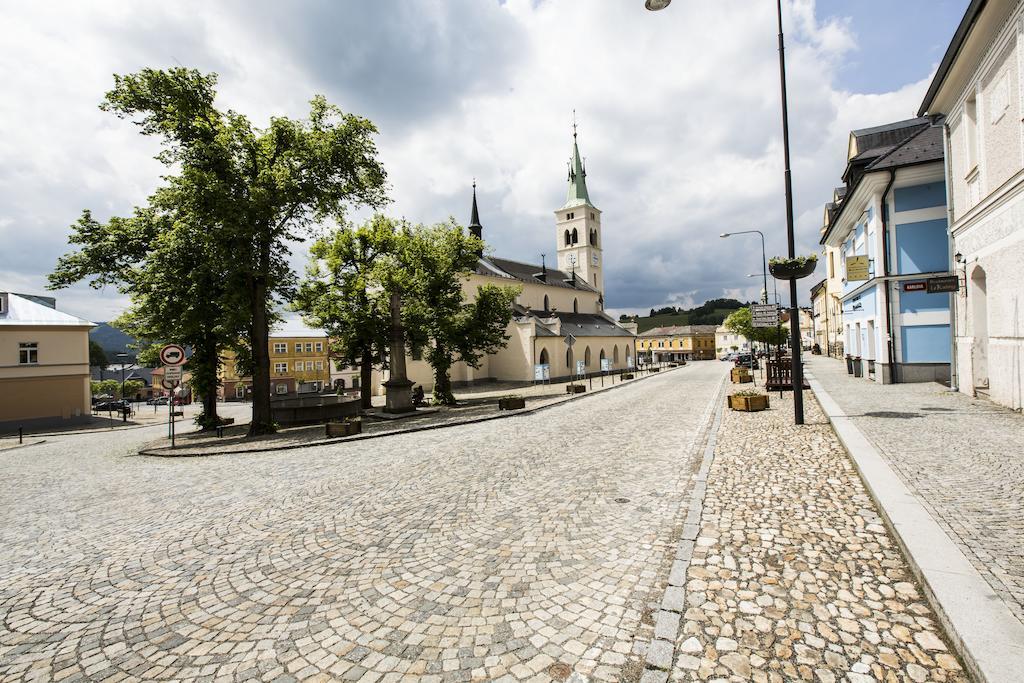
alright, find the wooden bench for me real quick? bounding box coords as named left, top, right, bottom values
left=765, top=358, right=809, bottom=391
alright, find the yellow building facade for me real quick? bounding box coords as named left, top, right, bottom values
left=220, top=328, right=331, bottom=400
left=637, top=325, right=718, bottom=362
left=0, top=292, right=93, bottom=430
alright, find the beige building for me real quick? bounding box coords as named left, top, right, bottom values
left=383, top=133, right=637, bottom=392
left=0, top=292, right=93, bottom=430
left=817, top=191, right=846, bottom=358
left=637, top=325, right=718, bottom=363
left=919, top=0, right=1024, bottom=408
left=715, top=325, right=749, bottom=357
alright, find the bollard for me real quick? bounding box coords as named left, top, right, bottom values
left=217, top=426, right=224, bottom=438
left=19, top=427, right=23, bottom=445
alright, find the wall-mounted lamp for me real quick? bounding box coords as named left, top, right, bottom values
left=954, top=252, right=964, bottom=263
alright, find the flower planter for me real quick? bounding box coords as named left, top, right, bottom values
left=669, top=362, right=679, bottom=368
left=170, top=410, right=184, bottom=417
left=769, top=259, right=817, bottom=280
left=326, top=420, right=362, bottom=438
left=566, top=384, right=586, bottom=394
left=650, top=367, right=661, bottom=373
left=846, top=355, right=854, bottom=374
left=498, top=397, right=526, bottom=411
left=731, top=367, right=753, bottom=384
left=853, top=357, right=863, bottom=378
left=728, top=394, right=769, bottom=412
left=621, top=373, right=635, bottom=380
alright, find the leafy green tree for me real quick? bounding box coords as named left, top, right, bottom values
left=53, top=68, right=388, bottom=435
left=121, top=380, right=145, bottom=400
left=293, top=216, right=397, bottom=409
left=724, top=307, right=789, bottom=347
left=401, top=221, right=520, bottom=405
left=88, top=341, right=108, bottom=375
left=91, top=379, right=119, bottom=398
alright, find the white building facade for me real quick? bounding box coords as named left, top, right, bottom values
left=920, top=0, right=1024, bottom=408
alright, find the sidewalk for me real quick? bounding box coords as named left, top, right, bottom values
left=138, top=365, right=676, bottom=456
left=807, top=355, right=1024, bottom=629
left=653, top=386, right=968, bottom=682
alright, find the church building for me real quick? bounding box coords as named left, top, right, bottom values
left=385, top=131, right=638, bottom=391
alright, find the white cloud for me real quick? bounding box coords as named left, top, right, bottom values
left=0, top=0, right=931, bottom=322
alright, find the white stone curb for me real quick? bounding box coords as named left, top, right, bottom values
left=807, top=370, right=1024, bottom=683
left=641, top=376, right=727, bottom=683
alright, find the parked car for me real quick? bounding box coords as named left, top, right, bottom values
left=147, top=396, right=170, bottom=405
left=93, top=400, right=129, bottom=412
left=733, top=354, right=760, bottom=369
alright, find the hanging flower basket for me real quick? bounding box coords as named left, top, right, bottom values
left=769, top=254, right=818, bottom=280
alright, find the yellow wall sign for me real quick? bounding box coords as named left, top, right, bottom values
left=846, top=255, right=870, bottom=281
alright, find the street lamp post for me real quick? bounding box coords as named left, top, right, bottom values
left=647, top=0, right=805, bottom=424
left=115, top=352, right=130, bottom=422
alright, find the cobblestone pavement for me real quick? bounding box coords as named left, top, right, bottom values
left=0, top=362, right=727, bottom=682
left=672, top=388, right=968, bottom=682
left=808, top=356, right=1024, bottom=628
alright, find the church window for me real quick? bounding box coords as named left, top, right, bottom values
left=539, top=348, right=549, bottom=366
left=543, top=294, right=549, bottom=312
left=613, top=346, right=620, bottom=364
left=589, top=229, right=596, bottom=246
left=584, top=346, right=592, bottom=368
left=571, top=228, right=578, bottom=244
left=590, top=212, right=595, bottom=220
left=564, top=229, right=571, bottom=246
left=599, top=349, right=606, bottom=368
left=573, top=298, right=578, bottom=313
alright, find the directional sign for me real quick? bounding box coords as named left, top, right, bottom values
left=159, top=344, right=187, bottom=366
left=161, top=378, right=180, bottom=390
left=563, top=334, right=577, bottom=348
left=752, top=304, right=780, bottom=328
left=163, top=365, right=183, bottom=383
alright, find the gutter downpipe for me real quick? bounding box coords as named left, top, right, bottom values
left=880, top=169, right=898, bottom=384
left=941, top=118, right=960, bottom=392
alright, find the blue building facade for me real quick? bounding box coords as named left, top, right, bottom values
left=822, top=119, right=952, bottom=384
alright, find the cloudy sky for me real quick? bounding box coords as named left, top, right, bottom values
left=0, top=0, right=968, bottom=322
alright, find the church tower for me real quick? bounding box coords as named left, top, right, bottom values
left=555, top=127, right=603, bottom=298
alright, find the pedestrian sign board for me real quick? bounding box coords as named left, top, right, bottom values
left=846, top=255, right=870, bottom=281
left=534, top=364, right=550, bottom=381
left=752, top=304, right=780, bottom=328
left=163, top=365, right=183, bottom=383
left=159, top=344, right=187, bottom=366
left=627, top=356, right=635, bottom=369
left=575, top=360, right=585, bottom=376
left=600, top=358, right=611, bottom=372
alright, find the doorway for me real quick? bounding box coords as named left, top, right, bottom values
left=971, top=265, right=989, bottom=390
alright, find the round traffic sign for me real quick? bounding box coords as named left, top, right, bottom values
left=159, top=344, right=187, bottom=366
left=161, top=378, right=180, bottom=390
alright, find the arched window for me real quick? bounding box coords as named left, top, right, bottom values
left=613, top=345, right=620, bottom=364
left=539, top=348, right=549, bottom=366
left=590, top=229, right=597, bottom=246
left=571, top=227, right=578, bottom=244
left=584, top=346, right=592, bottom=369
left=573, top=298, right=579, bottom=313
left=543, top=294, right=549, bottom=312
left=599, top=349, right=606, bottom=369
left=564, top=229, right=571, bottom=246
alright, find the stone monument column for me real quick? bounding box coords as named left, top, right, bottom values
left=383, top=290, right=414, bottom=414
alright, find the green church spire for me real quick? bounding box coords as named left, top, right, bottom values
left=564, top=118, right=593, bottom=209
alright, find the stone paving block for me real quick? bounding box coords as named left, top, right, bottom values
left=652, top=611, right=679, bottom=641
left=660, top=587, right=685, bottom=613
left=644, top=640, right=673, bottom=671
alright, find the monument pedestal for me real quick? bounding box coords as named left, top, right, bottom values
left=383, top=377, right=415, bottom=414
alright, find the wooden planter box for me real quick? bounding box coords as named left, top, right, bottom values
left=728, top=394, right=769, bottom=412
left=566, top=384, right=586, bottom=394
left=649, top=367, right=661, bottom=373
left=498, top=397, right=526, bottom=410
left=326, top=420, right=362, bottom=438
left=731, top=368, right=753, bottom=384
left=621, top=373, right=635, bottom=380
left=219, top=417, right=235, bottom=426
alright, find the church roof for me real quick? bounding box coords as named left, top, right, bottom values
left=563, top=131, right=593, bottom=209
left=533, top=311, right=634, bottom=338
left=476, top=256, right=599, bottom=293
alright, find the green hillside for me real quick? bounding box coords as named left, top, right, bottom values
left=619, top=298, right=750, bottom=333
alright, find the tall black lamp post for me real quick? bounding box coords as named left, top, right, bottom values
left=646, top=0, right=805, bottom=424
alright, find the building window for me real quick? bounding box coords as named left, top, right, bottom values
left=315, top=342, right=323, bottom=352
left=564, top=229, right=571, bottom=246
left=273, top=343, right=287, bottom=354
left=274, top=362, right=287, bottom=373
left=295, top=342, right=302, bottom=353
left=573, top=298, right=579, bottom=313
left=276, top=383, right=288, bottom=395
left=295, top=361, right=303, bottom=371
left=235, top=385, right=245, bottom=399
left=18, top=342, right=38, bottom=364
left=543, top=294, right=549, bottom=312
left=315, top=361, right=323, bottom=370
left=304, top=342, right=312, bottom=352
left=352, top=378, right=360, bottom=389
left=306, top=361, right=314, bottom=371
left=571, top=227, right=578, bottom=244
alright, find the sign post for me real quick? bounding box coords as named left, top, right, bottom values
left=159, top=345, right=186, bottom=449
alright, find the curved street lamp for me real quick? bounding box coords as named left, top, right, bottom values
left=647, top=0, right=805, bottom=424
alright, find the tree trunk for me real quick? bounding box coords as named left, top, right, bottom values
left=359, top=347, right=373, bottom=410
left=196, top=332, right=220, bottom=430
left=248, top=276, right=274, bottom=435
left=431, top=347, right=455, bottom=406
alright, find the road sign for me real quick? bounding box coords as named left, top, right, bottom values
left=927, top=275, right=960, bottom=293
left=563, top=334, right=576, bottom=348
left=163, top=365, right=183, bottom=383
left=752, top=304, right=780, bottom=328
left=159, top=344, right=187, bottom=366
left=846, top=255, right=870, bottom=281
left=161, top=378, right=180, bottom=390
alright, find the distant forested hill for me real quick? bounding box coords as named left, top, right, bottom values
left=619, top=298, right=749, bottom=333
